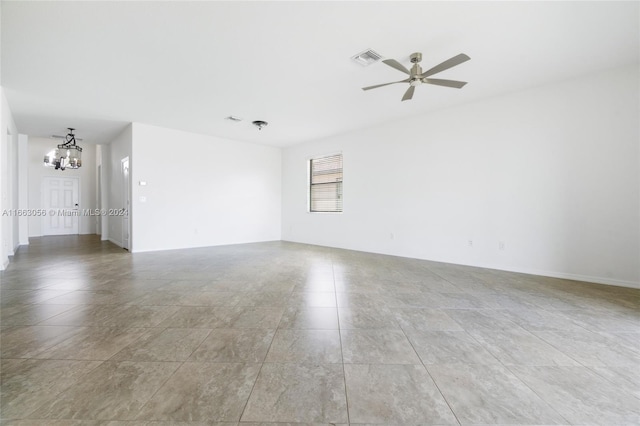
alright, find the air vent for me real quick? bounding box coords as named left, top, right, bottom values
left=351, top=49, right=383, bottom=67
left=225, top=116, right=242, bottom=122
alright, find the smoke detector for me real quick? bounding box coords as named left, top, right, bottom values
left=252, top=120, right=268, bottom=130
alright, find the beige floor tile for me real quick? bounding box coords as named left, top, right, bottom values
left=28, top=361, right=181, bottom=420
left=189, top=328, right=274, bottom=363
left=278, top=306, right=339, bottom=329
left=0, top=325, right=84, bottom=359
left=341, top=329, right=420, bottom=364
left=37, top=305, right=128, bottom=327
left=344, top=364, right=457, bottom=424
left=34, top=327, right=149, bottom=360
left=241, top=363, right=347, bottom=423
left=532, top=330, right=640, bottom=367
left=428, top=364, right=567, bottom=424
left=235, top=291, right=292, bottom=307
left=511, top=366, right=640, bottom=425
left=467, top=328, right=581, bottom=366
left=287, top=292, right=337, bottom=308
left=0, top=420, right=102, bottom=425
left=111, top=328, right=211, bottom=361
left=0, top=304, right=77, bottom=326
left=403, top=329, right=501, bottom=365
left=589, top=366, right=640, bottom=399
left=100, top=305, right=181, bottom=328
left=135, top=362, right=260, bottom=422
left=265, top=329, right=342, bottom=363
left=0, top=358, right=102, bottom=419
left=337, top=306, right=399, bottom=329
left=494, top=308, right=591, bottom=332
left=391, top=307, right=464, bottom=331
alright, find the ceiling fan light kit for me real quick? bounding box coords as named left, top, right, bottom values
left=362, top=51, right=470, bottom=101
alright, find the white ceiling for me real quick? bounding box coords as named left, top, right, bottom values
left=2, top=1, right=638, bottom=147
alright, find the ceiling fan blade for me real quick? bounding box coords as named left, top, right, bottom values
left=423, top=78, right=468, bottom=89
left=362, top=79, right=409, bottom=91
left=401, top=85, right=415, bottom=101
left=421, top=53, right=470, bottom=78
left=382, top=59, right=410, bottom=75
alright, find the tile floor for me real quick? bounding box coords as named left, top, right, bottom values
left=1, top=235, right=639, bottom=425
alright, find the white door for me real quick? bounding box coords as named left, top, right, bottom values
left=121, top=157, right=130, bottom=250
left=42, top=176, right=79, bottom=235
left=96, top=165, right=102, bottom=236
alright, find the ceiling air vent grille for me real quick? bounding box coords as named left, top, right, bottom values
left=351, top=49, right=383, bottom=67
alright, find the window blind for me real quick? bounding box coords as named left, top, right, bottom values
left=310, top=154, right=343, bottom=212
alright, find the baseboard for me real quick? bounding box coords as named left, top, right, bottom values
left=280, top=239, right=640, bottom=290
left=473, top=263, right=640, bottom=290
left=1, top=257, right=9, bottom=271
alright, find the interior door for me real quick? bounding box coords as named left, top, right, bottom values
left=42, top=176, right=79, bottom=235
left=121, top=157, right=130, bottom=250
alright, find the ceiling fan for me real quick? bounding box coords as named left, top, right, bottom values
left=362, top=52, right=470, bottom=101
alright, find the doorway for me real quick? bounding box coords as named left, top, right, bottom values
left=41, top=176, right=79, bottom=235
left=121, top=157, right=130, bottom=250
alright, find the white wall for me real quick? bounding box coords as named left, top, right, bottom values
left=27, top=137, right=97, bottom=236
left=0, top=87, right=19, bottom=269
left=130, top=123, right=281, bottom=252
left=282, top=64, right=640, bottom=288
left=103, top=124, right=132, bottom=247
left=18, top=134, right=29, bottom=245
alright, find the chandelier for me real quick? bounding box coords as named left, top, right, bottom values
left=44, top=128, right=83, bottom=170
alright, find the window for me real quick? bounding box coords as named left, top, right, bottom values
left=309, top=153, right=343, bottom=213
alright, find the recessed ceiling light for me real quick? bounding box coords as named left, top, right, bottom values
left=252, top=120, right=268, bottom=130
left=225, top=115, right=242, bottom=122
left=351, top=49, right=383, bottom=67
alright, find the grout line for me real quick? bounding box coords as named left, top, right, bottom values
left=236, top=286, right=284, bottom=422
left=398, top=324, right=462, bottom=426
left=501, top=363, right=573, bottom=424
left=10, top=357, right=108, bottom=420
left=332, top=259, right=350, bottom=425
left=132, top=358, right=186, bottom=418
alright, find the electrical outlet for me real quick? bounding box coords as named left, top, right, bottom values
left=499, top=241, right=505, bottom=250
left=390, top=232, right=395, bottom=240
left=468, top=240, right=473, bottom=247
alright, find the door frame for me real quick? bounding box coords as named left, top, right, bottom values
left=41, top=175, right=80, bottom=236
left=121, top=157, right=130, bottom=250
